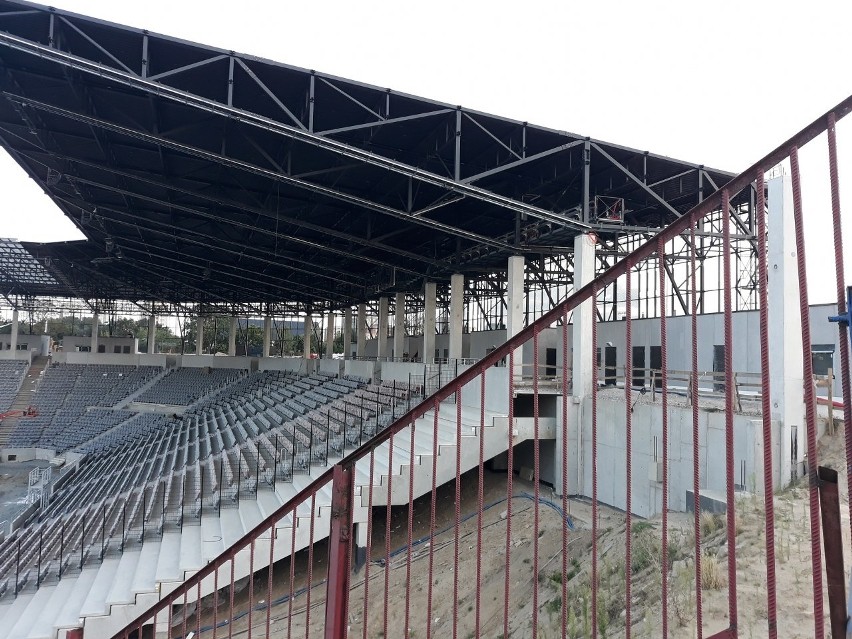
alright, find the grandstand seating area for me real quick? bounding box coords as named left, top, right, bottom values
left=7, top=365, right=160, bottom=450
left=0, top=360, right=29, bottom=413
left=135, top=367, right=245, bottom=405
left=0, top=364, right=418, bottom=601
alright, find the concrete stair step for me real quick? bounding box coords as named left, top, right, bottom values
left=53, top=568, right=97, bottom=633
left=177, top=523, right=202, bottom=572
left=0, top=593, right=35, bottom=635
left=129, top=540, right=160, bottom=595
left=79, top=556, right=121, bottom=617
left=26, top=577, right=77, bottom=639
left=200, top=514, right=224, bottom=563
left=157, top=531, right=185, bottom=583
left=219, top=508, right=245, bottom=550
left=238, top=499, right=263, bottom=534
left=8, top=581, right=59, bottom=639
left=105, top=549, right=142, bottom=606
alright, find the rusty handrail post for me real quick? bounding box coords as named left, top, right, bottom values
left=818, top=466, right=847, bottom=637
left=325, top=463, right=354, bottom=639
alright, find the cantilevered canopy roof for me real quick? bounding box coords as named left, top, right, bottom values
left=0, top=0, right=734, bottom=311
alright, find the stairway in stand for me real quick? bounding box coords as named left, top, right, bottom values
left=0, top=356, right=48, bottom=446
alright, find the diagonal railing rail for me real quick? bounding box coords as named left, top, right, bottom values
left=112, top=94, right=852, bottom=639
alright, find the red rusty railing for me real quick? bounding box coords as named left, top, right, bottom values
left=111, top=94, right=852, bottom=639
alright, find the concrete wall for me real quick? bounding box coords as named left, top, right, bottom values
left=319, top=359, right=343, bottom=376
left=62, top=335, right=138, bottom=354
left=1, top=334, right=49, bottom=357
left=258, top=357, right=311, bottom=374
left=53, top=352, right=168, bottom=368
left=0, top=349, right=31, bottom=363
left=565, top=395, right=762, bottom=517
left=180, top=355, right=251, bottom=370
left=344, top=359, right=378, bottom=380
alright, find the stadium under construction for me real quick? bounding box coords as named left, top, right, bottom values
left=0, top=1, right=850, bottom=638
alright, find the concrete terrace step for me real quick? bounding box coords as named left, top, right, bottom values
left=0, top=393, right=511, bottom=638
left=105, top=549, right=142, bottom=606
left=8, top=581, right=60, bottom=639
left=79, top=556, right=121, bottom=617
left=27, top=577, right=77, bottom=639
left=158, top=530, right=185, bottom=583
left=53, top=569, right=98, bottom=633
left=129, top=541, right=160, bottom=596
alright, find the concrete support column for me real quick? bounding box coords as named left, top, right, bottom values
left=343, top=308, right=353, bottom=359
left=423, top=282, right=436, bottom=364
left=448, top=274, right=464, bottom=360
left=561, top=233, right=596, bottom=497
left=90, top=312, right=99, bottom=353
left=195, top=316, right=204, bottom=356
left=394, top=292, right=405, bottom=359
left=768, top=175, right=805, bottom=488
left=303, top=313, right=312, bottom=360
left=263, top=315, right=272, bottom=358
left=353, top=521, right=369, bottom=570
left=147, top=314, right=157, bottom=355
left=228, top=316, right=238, bottom=357
left=9, top=309, right=19, bottom=352
left=325, top=313, right=335, bottom=358
left=506, top=255, right=525, bottom=377
left=356, top=303, right=367, bottom=358
left=377, top=297, right=389, bottom=360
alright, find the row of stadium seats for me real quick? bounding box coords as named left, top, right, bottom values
left=0, top=370, right=419, bottom=595
left=7, top=365, right=160, bottom=449
left=135, top=367, right=245, bottom=405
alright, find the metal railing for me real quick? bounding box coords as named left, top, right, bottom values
left=111, top=95, right=852, bottom=639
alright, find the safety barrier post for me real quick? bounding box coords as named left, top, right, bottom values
left=324, top=464, right=354, bottom=639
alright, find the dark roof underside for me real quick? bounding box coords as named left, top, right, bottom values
left=0, top=0, right=735, bottom=310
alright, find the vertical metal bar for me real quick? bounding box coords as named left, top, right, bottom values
left=721, top=187, right=739, bottom=632
left=658, top=237, right=669, bottom=638
left=362, top=449, right=376, bottom=639
left=690, top=222, right=703, bottom=638
left=451, top=380, right=463, bottom=639
left=383, top=433, right=394, bottom=639
left=454, top=109, right=462, bottom=181
left=213, top=560, right=220, bottom=639
left=305, top=492, right=317, bottom=638
left=475, top=369, right=486, bottom=638
left=591, top=284, right=599, bottom=638
left=790, top=147, right=825, bottom=638
left=36, top=529, right=42, bottom=587
left=404, top=418, right=416, bottom=636
left=826, top=112, right=852, bottom=541
left=624, top=264, right=633, bottom=638
left=141, top=33, right=148, bottom=77
left=288, top=509, right=297, bottom=639
left=531, top=327, right=541, bottom=638
left=818, top=466, right=846, bottom=638
left=309, top=73, right=316, bottom=133
left=325, top=464, right=354, bottom=639
left=227, top=56, right=235, bottom=107
left=582, top=139, right=591, bottom=223
left=196, top=578, right=202, bottom=636
left=561, top=307, right=569, bottom=639
left=266, top=524, right=276, bottom=638
left=247, top=539, right=255, bottom=639
left=228, top=558, right=235, bottom=639
left=181, top=589, right=188, bottom=639
left=503, top=349, right=515, bottom=639
left=755, top=170, right=778, bottom=638
left=426, top=399, right=440, bottom=639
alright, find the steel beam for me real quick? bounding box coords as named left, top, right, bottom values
left=0, top=32, right=591, bottom=232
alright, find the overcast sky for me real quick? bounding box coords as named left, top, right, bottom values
left=2, top=0, right=851, bottom=301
